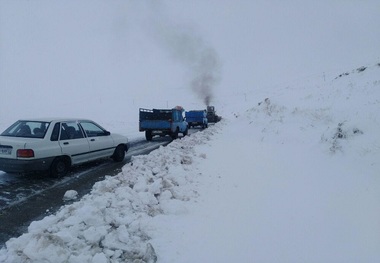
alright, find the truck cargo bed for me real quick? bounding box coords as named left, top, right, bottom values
left=139, top=120, right=171, bottom=130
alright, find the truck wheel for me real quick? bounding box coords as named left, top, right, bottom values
left=112, top=145, right=125, bottom=162
left=145, top=130, right=153, bottom=141
left=50, top=157, right=69, bottom=178
left=171, top=128, right=179, bottom=139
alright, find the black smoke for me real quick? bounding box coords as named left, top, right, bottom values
left=190, top=46, right=220, bottom=106
left=148, top=12, right=221, bottom=106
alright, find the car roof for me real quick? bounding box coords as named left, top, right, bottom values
left=18, top=118, right=93, bottom=123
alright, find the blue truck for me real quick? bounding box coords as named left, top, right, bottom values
left=185, top=110, right=208, bottom=129
left=139, top=107, right=188, bottom=141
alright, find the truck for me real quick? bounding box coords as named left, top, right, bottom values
left=139, top=107, right=188, bottom=141
left=185, top=110, right=208, bottom=129
left=206, top=106, right=222, bottom=123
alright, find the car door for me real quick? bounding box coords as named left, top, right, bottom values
left=58, top=121, right=90, bottom=165
left=79, top=121, right=115, bottom=161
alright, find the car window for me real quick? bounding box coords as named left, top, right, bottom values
left=79, top=121, right=108, bottom=137
left=60, top=122, right=84, bottom=140
left=50, top=123, right=60, bottom=141
left=1, top=120, right=50, bottom=138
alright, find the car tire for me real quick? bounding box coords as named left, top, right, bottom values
left=112, top=145, right=125, bottom=162
left=50, top=157, right=69, bottom=178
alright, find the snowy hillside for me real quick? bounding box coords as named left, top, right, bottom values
left=0, top=62, right=379, bottom=262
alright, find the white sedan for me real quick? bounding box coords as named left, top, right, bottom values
left=0, top=118, right=129, bottom=177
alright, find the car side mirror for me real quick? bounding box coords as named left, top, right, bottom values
left=105, top=131, right=111, bottom=136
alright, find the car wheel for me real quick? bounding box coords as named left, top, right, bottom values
left=50, top=157, right=69, bottom=178
left=112, top=145, right=125, bottom=162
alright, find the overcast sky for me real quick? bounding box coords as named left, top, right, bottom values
left=1, top=0, right=379, bottom=123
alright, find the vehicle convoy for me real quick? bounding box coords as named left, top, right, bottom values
left=206, top=105, right=222, bottom=123
left=139, top=107, right=188, bottom=141
left=185, top=110, right=208, bottom=128
left=0, top=118, right=129, bottom=177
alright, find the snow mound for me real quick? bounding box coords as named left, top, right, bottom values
left=63, top=190, right=78, bottom=201
left=0, top=123, right=222, bottom=263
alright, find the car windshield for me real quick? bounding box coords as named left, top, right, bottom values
left=1, top=120, right=50, bottom=139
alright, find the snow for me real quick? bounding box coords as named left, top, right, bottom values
left=0, top=63, right=379, bottom=262
left=63, top=190, right=79, bottom=201
left=1, top=1, right=380, bottom=262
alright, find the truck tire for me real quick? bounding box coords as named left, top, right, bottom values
left=145, top=130, right=153, bottom=141
left=171, top=128, right=179, bottom=139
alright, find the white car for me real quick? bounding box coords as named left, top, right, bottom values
left=0, top=118, right=129, bottom=177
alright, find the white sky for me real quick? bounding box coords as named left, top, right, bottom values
left=1, top=0, right=379, bottom=123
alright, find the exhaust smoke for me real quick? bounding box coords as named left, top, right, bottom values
left=149, top=14, right=221, bottom=106
left=190, top=46, right=220, bottom=106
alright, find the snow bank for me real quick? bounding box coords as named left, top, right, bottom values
left=148, top=63, right=380, bottom=262
left=0, top=124, right=220, bottom=263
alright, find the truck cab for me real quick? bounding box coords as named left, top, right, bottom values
left=206, top=106, right=222, bottom=123
left=139, top=108, right=188, bottom=141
